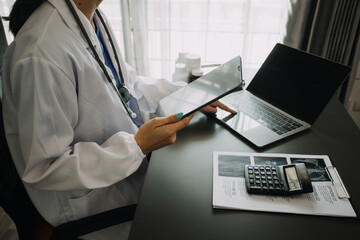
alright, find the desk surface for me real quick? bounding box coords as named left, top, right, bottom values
left=129, top=97, right=360, bottom=240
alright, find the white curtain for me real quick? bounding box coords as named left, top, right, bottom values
left=103, top=0, right=291, bottom=81
left=144, top=0, right=291, bottom=81
left=100, top=0, right=149, bottom=76
left=0, top=0, right=14, bottom=43
left=0, top=0, right=13, bottom=18
left=118, top=0, right=149, bottom=75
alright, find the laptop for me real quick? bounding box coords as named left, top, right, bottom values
left=156, top=56, right=244, bottom=118
left=214, top=43, right=351, bottom=147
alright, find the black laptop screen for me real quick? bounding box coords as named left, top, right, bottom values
left=246, top=44, right=351, bottom=124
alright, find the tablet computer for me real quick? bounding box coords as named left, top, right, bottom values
left=155, top=56, right=243, bottom=118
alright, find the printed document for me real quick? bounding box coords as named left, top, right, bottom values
left=212, top=151, right=356, bottom=217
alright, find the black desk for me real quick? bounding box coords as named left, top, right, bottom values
left=129, top=97, right=360, bottom=240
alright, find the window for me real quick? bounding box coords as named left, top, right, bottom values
left=146, top=0, right=291, bottom=80
left=100, top=0, right=127, bottom=57
left=0, top=0, right=13, bottom=17
left=0, top=0, right=15, bottom=42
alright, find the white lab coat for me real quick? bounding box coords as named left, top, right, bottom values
left=1, top=0, right=184, bottom=239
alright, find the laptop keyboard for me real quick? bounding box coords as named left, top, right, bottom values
left=225, top=94, right=303, bottom=135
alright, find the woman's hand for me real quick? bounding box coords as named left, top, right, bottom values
left=134, top=113, right=194, bottom=154
left=201, top=100, right=236, bottom=115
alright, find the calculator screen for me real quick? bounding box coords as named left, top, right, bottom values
left=285, top=166, right=302, bottom=190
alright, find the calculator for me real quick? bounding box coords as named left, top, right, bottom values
left=245, top=163, right=313, bottom=195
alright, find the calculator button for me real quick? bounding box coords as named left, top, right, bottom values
left=250, top=186, right=261, bottom=190
left=280, top=180, right=284, bottom=185
left=262, top=180, right=267, bottom=184
left=256, top=180, right=261, bottom=184
left=248, top=170, right=253, bottom=174
left=248, top=166, right=253, bottom=170
left=269, top=186, right=274, bottom=190
left=265, top=166, right=271, bottom=170
left=254, top=166, right=259, bottom=170
left=273, top=175, right=278, bottom=180
left=272, top=171, right=277, bottom=175
left=274, top=180, right=279, bottom=184
left=262, top=186, right=268, bottom=190
left=255, top=176, right=260, bottom=179
left=261, top=176, right=266, bottom=180
left=267, top=176, right=272, bottom=180
left=266, top=171, right=271, bottom=175
left=275, top=186, right=281, bottom=190
left=268, top=180, right=273, bottom=185
left=249, top=179, right=254, bottom=184
left=260, top=171, right=266, bottom=175
left=260, top=166, right=265, bottom=170
left=271, top=166, right=277, bottom=170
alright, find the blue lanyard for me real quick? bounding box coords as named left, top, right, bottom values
left=94, top=15, right=144, bottom=127
left=94, top=19, right=121, bottom=89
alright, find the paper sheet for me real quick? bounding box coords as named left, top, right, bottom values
left=212, top=152, right=356, bottom=217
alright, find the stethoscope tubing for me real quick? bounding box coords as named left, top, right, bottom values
left=64, top=0, right=137, bottom=119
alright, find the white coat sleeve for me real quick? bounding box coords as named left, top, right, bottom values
left=124, top=63, right=187, bottom=113
left=10, top=57, right=145, bottom=191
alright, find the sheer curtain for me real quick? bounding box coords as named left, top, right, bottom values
left=101, top=0, right=150, bottom=75
left=0, top=0, right=14, bottom=42
left=105, top=0, right=291, bottom=81
left=145, top=0, right=291, bottom=81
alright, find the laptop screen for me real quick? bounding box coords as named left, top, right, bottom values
left=246, top=43, right=351, bottom=124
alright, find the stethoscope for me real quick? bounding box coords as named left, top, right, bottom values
left=65, top=0, right=137, bottom=119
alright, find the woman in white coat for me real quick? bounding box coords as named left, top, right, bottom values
left=2, top=0, right=235, bottom=239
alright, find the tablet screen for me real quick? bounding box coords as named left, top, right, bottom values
left=156, top=56, right=242, bottom=118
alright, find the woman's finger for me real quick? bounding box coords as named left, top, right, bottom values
left=211, top=101, right=237, bottom=114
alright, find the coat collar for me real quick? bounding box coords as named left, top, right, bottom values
left=47, top=0, right=98, bottom=48
left=46, top=0, right=128, bottom=86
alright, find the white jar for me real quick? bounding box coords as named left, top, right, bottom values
left=185, top=54, right=201, bottom=75
left=172, top=63, right=189, bottom=83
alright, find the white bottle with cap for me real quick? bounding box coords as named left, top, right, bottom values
left=172, top=63, right=189, bottom=83
left=175, top=51, right=189, bottom=64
